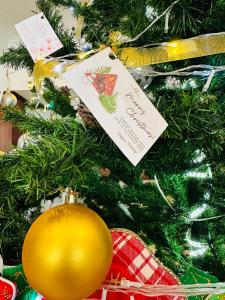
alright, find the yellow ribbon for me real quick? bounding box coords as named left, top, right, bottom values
left=32, top=50, right=97, bottom=91
left=32, top=32, right=225, bottom=88
left=119, top=32, right=225, bottom=67
left=33, top=60, right=60, bottom=91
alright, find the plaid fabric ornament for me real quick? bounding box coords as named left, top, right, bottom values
left=90, top=229, right=183, bottom=300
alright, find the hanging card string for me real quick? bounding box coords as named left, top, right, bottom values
left=101, top=288, right=107, bottom=300
left=126, top=0, right=181, bottom=43
left=164, top=11, right=170, bottom=33
left=202, top=69, right=216, bottom=92
left=101, top=282, right=225, bottom=297
left=154, top=175, right=176, bottom=212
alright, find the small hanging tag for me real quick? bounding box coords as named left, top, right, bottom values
left=63, top=48, right=168, bottom=166
left=15, top=13, right=63, bottom=62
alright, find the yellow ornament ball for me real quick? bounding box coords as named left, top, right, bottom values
left=22, top=204, right=113, bottom=300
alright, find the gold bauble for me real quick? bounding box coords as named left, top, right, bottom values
left=22, top=204, right=113, bottom=300
left=1, top=89, right=17, bottom=107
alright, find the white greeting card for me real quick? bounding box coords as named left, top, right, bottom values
left=15, top=13, right=63, bottom=62
left=63, top=48, right=168, bottom=166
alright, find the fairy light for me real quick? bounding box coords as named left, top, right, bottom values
left=186, top=200, right=211, bottom=258
left=166, top=41, right=178, bottom=48
left=53, top=63, right=65, bottom=74
left=189, top=247, right=209, bottom=257
left=192, top=149, right=206, bottom=164
left=69, top=6, right=75, bottom=12
left=185, top=229, right=209, bottom=257
left=164, top=41, right=179, bottom=58
left=188, top=239, right=208, bottom=248
left=186, top=164, right=212, bottom=179
left=189, top=203, right=209, bottom=220
left=164, top=39, right=197, bottom=59
left=204, top=192, right=210, bottom=200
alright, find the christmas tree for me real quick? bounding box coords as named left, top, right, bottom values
left=0, top=0, right=225, bottom=298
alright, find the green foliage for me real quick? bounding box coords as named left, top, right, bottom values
left=3, top=265, right=28, bottom=296
left=0, top=44, right=34, bottom=72
left=95, top=66, right=112, bottom=74
left=0, top=0, right=225, bottom=281
left=36, top=0, right=77, bottom=56
left=49, top=0, right=225, bottom=45
left=1, top=109, right=101, bottom=201
left=181, top=267, right=218, bottom=300
left=43, top=79, right=75, bottom=117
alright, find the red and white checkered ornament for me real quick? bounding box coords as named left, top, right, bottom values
left=90, top=229, right=184, bottom=300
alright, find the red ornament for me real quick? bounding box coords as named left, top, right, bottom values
left=90, top=229, right=183, bottom=300
left=0, top=276, right=16, bottom=300
left=85, top=73, right=117, bottom=96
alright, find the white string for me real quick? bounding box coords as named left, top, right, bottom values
left=46, top=49, right=225, bottom=80
left=42, top=53, right=225, bottom=94
left=191, top=214, right=225, bottom=222
left=154, top=175, right=176, bottom=211
left=203, top=69, right=216, bottom=92
left=131, top=65, right=225, bottom=78
left=101, top=282, right=225, bottom=297
left=165, top=11, right=170, bottom=33
left=101, top=288, right=107, bottom=300
left=126, top=0, right=181, bottom=43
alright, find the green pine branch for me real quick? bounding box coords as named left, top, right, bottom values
left=0, top=44, right=34, bottom=71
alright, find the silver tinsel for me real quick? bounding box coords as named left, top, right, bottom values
left=145, top=6, right=158, bottom=20
left=165, top=76, right=181, bottom=90
left=25, top=108, right=61, bottom=120
left=17, top=133, right=37, bottom=149
left=182, top=78, right=199, bottom=90
left=129, top=66, right=153, bottom=90
left=78, top=36, right=93, bottom=51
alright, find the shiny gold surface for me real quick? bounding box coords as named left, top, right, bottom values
left=22, top=204, right=113, bottom=300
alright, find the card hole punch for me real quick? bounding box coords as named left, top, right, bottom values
left=41, top=15, right=45, bottom=19
left=108, top=51, right=117, bottom=61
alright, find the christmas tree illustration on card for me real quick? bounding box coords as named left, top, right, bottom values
left=85, top=66, right=118, bottom=113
